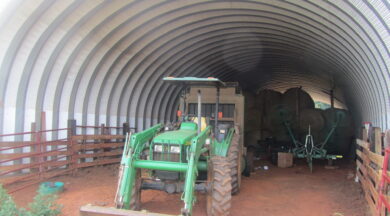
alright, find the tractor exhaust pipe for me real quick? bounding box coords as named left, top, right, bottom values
left=197, top=90, right=201, bottom=135
left=215, top=86, right=220, bottom=136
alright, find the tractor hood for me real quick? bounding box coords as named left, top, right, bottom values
left=152, top=122, right=198, bottom=145
left=153, top=130, right=197, bottom=145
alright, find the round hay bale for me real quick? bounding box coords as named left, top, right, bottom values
left=243, top=91, right=256, bottom=109
left=298, top=108, right=325, bottom=134
left=282, top=88, right=314, bottom=114
left=262, top=104, right=294, bottom=132
left=256, top=89, right=282, bottom=115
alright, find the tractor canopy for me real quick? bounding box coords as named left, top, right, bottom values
left=152, top=122, right=198, bottom=145
left=163, top=76, right=225, bottom=87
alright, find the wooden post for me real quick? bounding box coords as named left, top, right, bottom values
left=374, top=127, right=382, bottom=155
left=362, top=127, right=368, bottom=142
left=123, top=123, right=129, bottom=136
left=385, top=130, right=390, bottom=149
left=30, top=122, right=38, bottom=173
left=100, top=124, right=106, bottom=159
left=40, top=112, right=47, bottom=172
left=68, top=119, right=77, bottom=175
left=385, top=129, right=390, bottom=215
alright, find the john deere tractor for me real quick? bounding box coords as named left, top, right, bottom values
left=81, top=77, right=245, bottom=216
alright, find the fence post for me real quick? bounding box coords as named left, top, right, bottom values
left=68, top=119, right=77, bottom=175
left=37, top=130, right=43, bottom=179
left=40, top=112, right=47, bottom=173
left=98, top=124, right=106, bottom=160
left=385, top=130, right=390, bottom=149
left=123, top=123, right=129, bottom=135
left=362, top=127, right=368, bottom=142
left=30, top=122, right=39, bottom=173
left=374, top=127, right=382, bottom=155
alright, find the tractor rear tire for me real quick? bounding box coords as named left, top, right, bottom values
left=207, top=156, right=232, bottom=216
left=227, top=131, right=241, bottom=195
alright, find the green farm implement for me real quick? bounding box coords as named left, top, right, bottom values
left=280, top=109, right=344, bottom=172
left=81, top=77, right=246, bottom=216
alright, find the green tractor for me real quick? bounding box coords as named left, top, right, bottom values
left=82, top=77, right=246, bottom=216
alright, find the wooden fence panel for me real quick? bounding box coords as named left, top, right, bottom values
left=356, top=137, right=384, bottom=215
left=0, top=127, right=125, bottom=193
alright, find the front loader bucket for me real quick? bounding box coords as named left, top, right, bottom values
left=80, top=205, right=178, bottom=216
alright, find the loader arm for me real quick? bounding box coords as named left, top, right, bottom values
left=181, top=126, right=211, bottom=215
left=116, top=124, right=162, bottom=209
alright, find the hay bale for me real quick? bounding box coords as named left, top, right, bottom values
left=256, top=89, right=282, bottom=115
left=298, top=108, right=325, bottom=134
left=243, top=91, right=257, bottom=109
left=282, top=87, right=314, bottom=115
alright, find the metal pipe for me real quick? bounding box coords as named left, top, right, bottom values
left=134, top=160, right=207, bottom=172
left=215, top=87, right=220, bottom=136
left=180, top=88, right=185, bottom=122
left=197, top=90, right=201, bottom=135
left=330, top=89, right=334, bottom=109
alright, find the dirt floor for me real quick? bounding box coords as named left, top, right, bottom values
left=10, top=159, right=369, bottom=216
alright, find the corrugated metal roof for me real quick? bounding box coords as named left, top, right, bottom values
left=0, top=0, right=388, bottom=133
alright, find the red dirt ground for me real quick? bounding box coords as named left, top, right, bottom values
left=10, top=159, right=368, bottom=216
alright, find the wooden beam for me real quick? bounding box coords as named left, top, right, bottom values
left=1, top=150, right=70, bottom=160
left=77, top=158, right=120, bottom=169
left=357, top=139, right=370, bottom=149
left=73, top=142, right=124, bottom=151
left=75, top=151, right=122, bottom=159
left=80, top=205, right=173, bottom=216
left=1, top=160, right=70, bottom=174
left=364, top=148, right=384, bottom=168
left=72, top=135, right=125, bottom=141
left=0, top=141, right=35, bottom=148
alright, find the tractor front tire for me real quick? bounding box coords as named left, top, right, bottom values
left=227, top=131, right=241, bottom=195
left=207, top=156, right=232, bottom=216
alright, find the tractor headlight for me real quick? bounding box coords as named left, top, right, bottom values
left=205, top=138, right=211, bottom=145
left=170, top=146, right=181, bottom=154
left=154, top=144, right=163, bottom=152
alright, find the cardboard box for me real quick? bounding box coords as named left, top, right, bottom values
left=278, top=152, right=293, bottom=168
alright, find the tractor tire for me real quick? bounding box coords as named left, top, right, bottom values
left=129, top=170, right=142, bottom=210
left=207, top=156, right=232, bottom=216
left=227, top=131, right=241, bottom=195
